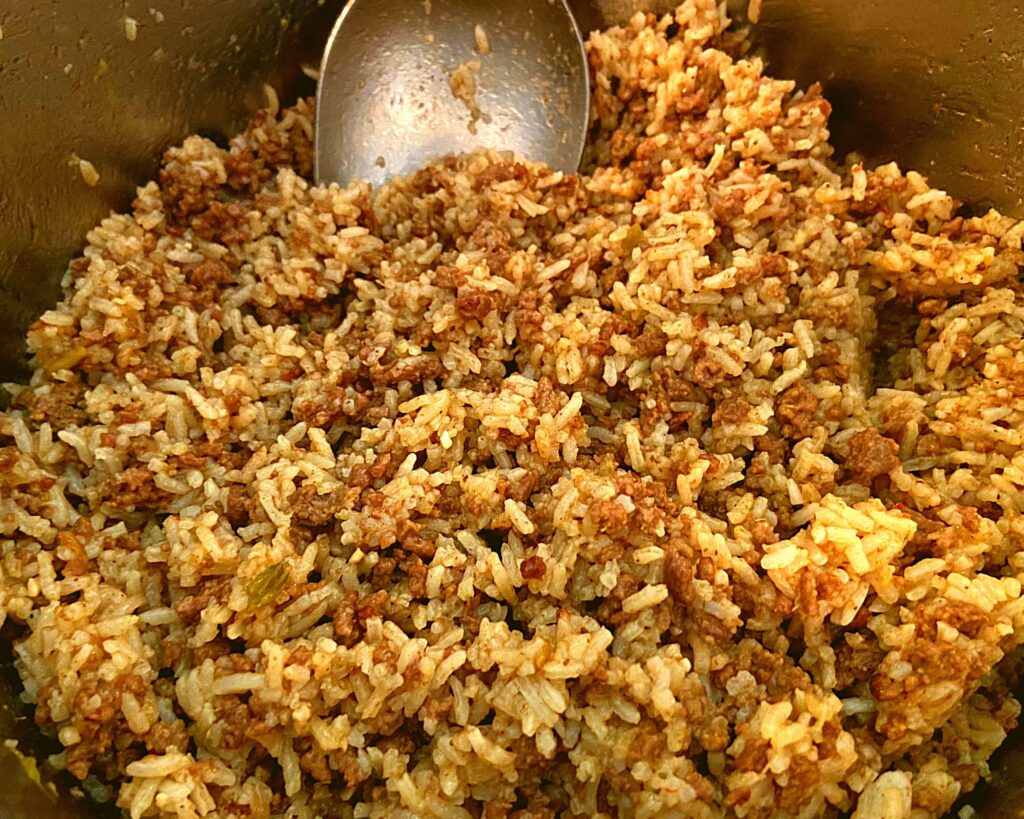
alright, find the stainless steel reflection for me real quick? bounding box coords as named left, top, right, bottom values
left=315, top=0, right=590, bottom=187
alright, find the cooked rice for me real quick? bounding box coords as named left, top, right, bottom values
left=3, top=2, right=1024, bottom=817
left=473, top=24, right=491, bottom=57
left=449, top=58, right=484, bottom=134
left=72, top=154, right=101, bottom=188
left=124, top=16, right=139, bottom=42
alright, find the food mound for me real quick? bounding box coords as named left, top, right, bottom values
left=3, top=3, right=1024, bottom=817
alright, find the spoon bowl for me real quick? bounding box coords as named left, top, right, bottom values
left=315, top=0, right=590, bottom=187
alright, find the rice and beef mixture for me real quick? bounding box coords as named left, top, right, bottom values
left=3, top=3, right=1024, bottom=817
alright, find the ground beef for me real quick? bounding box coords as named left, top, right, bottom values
left=775, top=383, right=818, bottom=439
left=175, top=578, right=232, bottom=625
left=712, top=396, right=750, bottom=426
left=400, top=553, right=428, bottom=598
left=844, top=428, right=901, bottom=483
left=15, top=381, right=87, bottom=428
left=289, top=482, right=346, bottom=528
left=224, top=485, right=254, bottom=528
left=102, top=466, right=172, bottom=510
left=665, top=548, right=695, bottom=605
left=144, top=719, right=189, bottom=754
left=520, top=555, right=547, bottom=580
left=370, top=356, right=445, bottom=387
left=294, top=385, right=370, bottom=429
left=588, top=499, right=629, bottom=534
left=455, top=289, right=497, bottom=320
left=183, top=257, right=235, bottom=306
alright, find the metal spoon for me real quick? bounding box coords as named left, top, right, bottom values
left=315, top=0, right=590, bottom=187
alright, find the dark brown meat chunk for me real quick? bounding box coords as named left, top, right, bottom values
left=712, top=397, right=750, bottom=427
left=400, top=553, right=428, bottom=598
left=515, top=288, right=545, bottom=341
left=665, top=548, right=694, bottom=604
left=160, top=145, right=227, bottom=219
left=676, top=88, right=710, bottom=116
left=401, top=532, right=437, bottom=558
left=289, top=483, right=346, bottom=528
left=15, top=382, right=87, bottom=428
left=175, top=578, right=232, bottom=624
left=189, top=201, right=251, bottom=244
left=224, top=485, right=254, bottom=528
left=145, top=719, right=189, bottom=754
left=358, top=590, right=389, bottom=621
left=215, top=695, right=259, bottom=751
left=632, top=326, right=668, bottom=357
left=625, top=720, right=666, bottom=765
left=370, top=357, right=444, bottom=387
left=844, top=428, right=900, bottom=483
left=102, top=466, right=172, bottom=511
left=520, top=555, right=547, bottom=580
left=183, top=257, right=234, bottom=307
left=455, top=290, right=497, bottom=320
left=293, top=385, right=370, bottom=429
left=747, top=519, right=779, bottom=548
left=593, top=572, right=643, bottom=625
left=916, top=600, right=991, bottom=641
left=775, top=383, right=818, bottom=439
left=332, top=591, right=360, bottom=645
left=475, top=161, right=531, bottom=189
left=589, top=499, right=629, bottom=534
left=64, top=674, right=147, bottom=779
left=502, top=471, right=537, bottom=504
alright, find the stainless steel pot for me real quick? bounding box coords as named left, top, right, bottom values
left=1, top=1, right=1023, bottom=815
